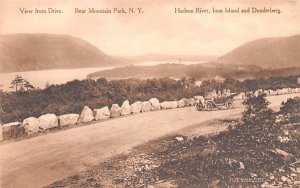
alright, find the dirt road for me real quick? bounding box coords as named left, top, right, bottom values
left=0, top=93, right=299, bottom=188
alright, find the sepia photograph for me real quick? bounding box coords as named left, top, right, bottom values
left=0, top=0, right=300, bottom=187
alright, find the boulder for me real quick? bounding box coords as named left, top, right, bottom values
left=78, top=106, right=94, bottom=123
left=130, top=101, right=142, bottom=114
left=178, top=98, right=189, bottom=108
left=188, top=98, right=197, bottom=106
left=283, top=130, right=289, bottom=136
left=149, top=98, right=160, bottom=110
left=239, top=162, right=245, bottom=170
left=23, top=117, right=40, bottom=135
left=177, top=100, right=185, bottom=108
left=234, top=94, right=244, bottom=100
left=282, top=88, right=288, bottom=94
left=268, top=90, right=275, bottom=96
left=276, top=89, right=281, bottom=95
left=110, top=104, right=121, bottom=118
left=94, top=106, right=110, bottom=120
left=160, top=101, right=171, bottom=110
left=263, top=90, right=269, bottom=96
left=291, top=88, right=296, bottom=93
left=141, top=101, right=151, bottom=112
left=0, top=125, right=3, bottom=141
left=193, top=95, right=204, bottom=100
left=275, top=148, right=294, bottom=162
left=2, top=122, right=25, bottom=140
left=175, top=137, right=184, bottom=142
left=38, top=114, right=59, bottom=130
left=254, top=90, right=260, bottom=97
left=170, top=101, right=178, bottom=109
left=240, top=92, right=246, bottom=99
left=121, top=100, right=131, bottom=116
left=281, top=176, right=288, bottom=182
left=278, top=136, right=290, bottom=143
left=59, top=114, right=79, bottom=127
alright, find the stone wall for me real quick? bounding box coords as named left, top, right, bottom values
left=0, top=97, right=196, bottom=141
left=1, top=87, right=300, bottom=141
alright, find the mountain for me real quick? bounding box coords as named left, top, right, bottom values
left=0, top=33, right=126, bottom=73
left=117, top=53, right=218, bottom=63
left=216, top=34, right=300, bottom=69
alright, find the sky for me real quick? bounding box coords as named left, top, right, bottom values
left=0, top=0, right=300, bottom=56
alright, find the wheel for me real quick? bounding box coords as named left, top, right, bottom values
left=196, top=102, right=203, bottom=111
left=225, top=100, right=234, bottom=109
left=206, top=101, right=213, bottom=111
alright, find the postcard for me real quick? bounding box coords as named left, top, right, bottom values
left=0, top=0, right=300, bottom=187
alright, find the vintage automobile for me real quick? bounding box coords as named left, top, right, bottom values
left=196, top=93, right=237, bottom=111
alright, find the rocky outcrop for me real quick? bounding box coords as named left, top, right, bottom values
left=78, top=106, right=94, bottom=123
left=160, top=101, right=171, bottom=110
left=121, top=100, right=131, bottom=116
left=170, top=101, right=178, bottom=109
left=130, top=101, right=142, bottom=114
left=59, top=114, right=79, bottom=127
left=149, top=98, right=160, bottom=111
left=141, top=101, right=151, bottom=112
left=2, top=122, right=25, bottom=140
left=23, top=117, right=40, bottom=135
left=94, top=106, right=110, bottom=120
left=38, top=114, right=59, bottom=130
left=110, top=104, right=122, bottom=118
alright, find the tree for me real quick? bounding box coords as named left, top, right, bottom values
left=239, top=94, right=279, bottom=148
left=10, top=75, right=35, bottom=92
left=280, top=97, right=300, bottom=114
left=10, top=75, right=24, bottom=92
left=280, top=97, right=300, bottom=123
left=23, top=80, right=35, bottom=91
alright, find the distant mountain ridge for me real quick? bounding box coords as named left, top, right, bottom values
left=87, top=63, right=300, bottom=81
left=215, top=34, right=300, bottom=68
left=0, top=33, right=125, bottom=73
left=117, top=53, right=218, bottom=63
